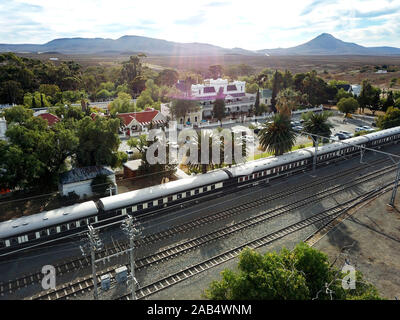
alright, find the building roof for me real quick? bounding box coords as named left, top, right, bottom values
left=37, top=113, right=60, bottom=126
left=117, top=109, right=165, bottom=127
left=168, top=92, right=246, bottom=101
left=335, top=84, right=352, bottom=92
left=123, top=159, right=142, bottom=171
left=60, top=166, right=114, bottom=185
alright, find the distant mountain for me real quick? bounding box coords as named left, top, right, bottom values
left=0, top=35, right=257, bottom=56
left=257, top=33, right=400, bottom=56
left=0, top=33, right=399, bottom=56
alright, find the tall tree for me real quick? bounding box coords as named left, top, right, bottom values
left=208, top=65, right=223, bottom=79
left=270, top=70, right=283, bottom=113
left=258, top=114, right=296, bottom=156
left=337, top=97, right=359, bottom=117
left=302, top=111, right=334, bottom=146
left=170, top=99, right=199, bottom=122
left=76, top=116, right=127, bottom=168
left=276, top=88, right=300, bottom=117
left=213, top=99, right=226, bottom=124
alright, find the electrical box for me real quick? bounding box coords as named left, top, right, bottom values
left=100, top=274, right=111, bottom=291
left=115, top=266, right=128, bottom=283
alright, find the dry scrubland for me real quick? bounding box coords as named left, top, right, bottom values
left=17, top=53, right=400, bottom=89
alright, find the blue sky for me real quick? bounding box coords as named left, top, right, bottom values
left=0, top=0, right=399, bottom=50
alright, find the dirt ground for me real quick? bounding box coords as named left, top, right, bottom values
left=313, top=190, right=400, bottom=300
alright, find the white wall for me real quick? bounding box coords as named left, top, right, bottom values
left=60, top=174, right=116, bottom=199
left=0, top=118, right=7, bottom=141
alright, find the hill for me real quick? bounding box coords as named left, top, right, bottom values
left=257, top=33, right=400, bottom=56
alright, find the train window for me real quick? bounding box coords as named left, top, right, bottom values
left=157, top=199, right=163, bottom=206
left=61, top=224, right=68, bottom=232
left=49, top=227, right=57, bottom=235
left=80, top=219, right=87, bottom=227
left=28, top=233, right=36, bottom=241
left=0, top=240, right=5, bottom=248
left=186, top=191, right=191, bottom=197
left=137, top=204, right=143, bottom=210
left=40, top=230, right=48, bottom=237
left=168, top=196, right=173, bottom=202
left=148, top=202, right=153, bottom=208
left=89, top=217, right=95, bottom=224
left=11, top=238, right=18, bottom=246
left=127, top=207, right=133, bottom=214
left=195, top=189, right=200, bottom=195
left=69, top=222, right=76, bottom=229
left=211, top=185, right=215, bottom=190
left=177, top=194, right=182, bottom=199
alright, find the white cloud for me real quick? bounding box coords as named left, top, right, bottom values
left=1, top=0, right=399, bottom=49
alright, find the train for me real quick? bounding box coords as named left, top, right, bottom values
left=1, top=126, right=400, bottom=257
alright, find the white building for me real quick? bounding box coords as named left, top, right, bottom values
left=161, top=102, right=203, bottom=125
left=0, top=117, right=7, bottom=141
left=59, top=166, right=117, bottom=199
left=191, top=78, right=246, bottom=98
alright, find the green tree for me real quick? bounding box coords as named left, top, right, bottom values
left=213, top=99, right=226, bottom=124
left=245, top=83, right=259, bottom=94
left=0, top=80, right=24, bottom=104
left=337, top=97, right=359, bottom=117
left=2, top=110, right=78, bottom=189
left=276, top=88, right=300, bottom=116
left=270, top=70, right=284, bottom=113
left=258, top=114, right=295, bottom=156
left=156, top=69, right=179, bottom=87
left=336, top=88, right=353, bottom=101
left=302, top=111, right=334, bottom=146
left=205, top=243, right=382, bottom=300
left=109, top=92, right=136, bottom=115
left=170, top=99, right=199, bottom=122
left=136, top=90, right=154, bottom=110
left=127, top=134, right=148, bottom=154
left=377, top=106, right=400, bottom=129
left=208, top=65, right=223, bottom=79
left=358, top=80, right=374, bottom=113
left=382, top=90, right=395, bottom=112
left=76, top=116, right=127, bottom=168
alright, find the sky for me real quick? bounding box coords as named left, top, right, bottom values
left=0, top=0, right=399, bottom=50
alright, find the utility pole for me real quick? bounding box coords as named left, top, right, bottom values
left=312, top=136, right=319, bottom=173
left=121, top=215, right=142, bottom=300
left=87, top=225, right=103, bottom=300
left=389, top=161, right=400, bottom=208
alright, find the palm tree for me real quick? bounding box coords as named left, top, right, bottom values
left=301, top=111, right=333, bottom=146
left=258, top=114, right=296, bottom=156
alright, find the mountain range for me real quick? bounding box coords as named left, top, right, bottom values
left=1, top=33, right=399, bottom=56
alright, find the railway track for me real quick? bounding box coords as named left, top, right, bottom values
left=120, top=185, right=391, bottom=300
left=28, top=165, right=395, bottom=300
left=0, top=155, right=394, bottom=298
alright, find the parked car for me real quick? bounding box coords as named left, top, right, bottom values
left=338, top=131, right=353, bottom=138
left=334, top=133, right=347, bottom=140
left=330, top=135, right=339, bottom=141
left=292, top=125, right=303, bottom=132
left=361, top=125, right=375, bottom=132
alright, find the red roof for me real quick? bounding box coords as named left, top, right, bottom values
left=38, top=113, right=60, bottom=126
left=117, top=110, right=161, bottom=126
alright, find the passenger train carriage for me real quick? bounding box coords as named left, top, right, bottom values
left=1, top=126, right=400, bottom=257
